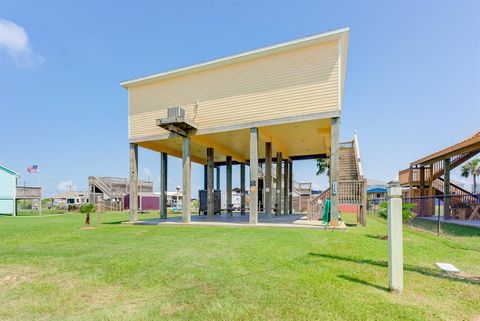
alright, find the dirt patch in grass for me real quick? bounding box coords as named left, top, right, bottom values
left=0, top=265, right=36, bottom=289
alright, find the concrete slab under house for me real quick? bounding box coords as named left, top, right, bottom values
left=121, top=27, right=367, bottom=227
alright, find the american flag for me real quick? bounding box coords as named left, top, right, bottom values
left=26, top=165, right=39, bottom=173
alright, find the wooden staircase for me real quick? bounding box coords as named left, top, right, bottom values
left=308, top=132, right=367, bottom=225
left=432, top=177, right=477, bottom=202
left=398, top=131, right=480, bottom=217
left=339, top=145, right=358, bottom=181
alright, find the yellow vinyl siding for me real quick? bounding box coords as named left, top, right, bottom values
left=129, top=40, right=339, bottom=140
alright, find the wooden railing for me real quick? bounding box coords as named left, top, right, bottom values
left=89, top=176, right=153, bottom=199
left=16, top=186, right=41, bottom=199
left=399, top=151, right=478, bottom=186
left=353, top=131, right=364, bottom=178
left=307, top=180, right=366, bottom=221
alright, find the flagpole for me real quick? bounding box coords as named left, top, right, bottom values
left=38, top=170, right=42, bottom=215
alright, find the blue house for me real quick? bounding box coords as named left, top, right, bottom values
left=0, top=165, right=19, bottom=215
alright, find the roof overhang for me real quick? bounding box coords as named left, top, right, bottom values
left=410, top=131, right=480, bottom=166
left=0, top=165, right=20, bottom=177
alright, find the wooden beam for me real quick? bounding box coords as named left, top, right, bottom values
left=330, top=117, right=340, bottom=223
left=276, top=152, right=282, bottom=215
left=182, top=136, right=191, bottom=223
left=129, top=143, right=138, bottom=223
left=411, top=141, right=480, bottom=166
left=289, top=160, right=293, bottom=214
left=207, top=148, right=214, bottom=217
left=215, top=165, right=221, bottom=190
left=444, top=158, right=451, bottom=220
left=284, top=159, right=289, bottom=215
left=240, top=163, right=246, bottom=215
left=226, top=156, right=233, bottom=215
left=265, top=142, right=272, bottom=218
left=160, top=152, right=168, bottom=219
left=250, top=128, right=259, bottom=224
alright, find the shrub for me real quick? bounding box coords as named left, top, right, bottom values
left=377, top=201, right=416, bottom=223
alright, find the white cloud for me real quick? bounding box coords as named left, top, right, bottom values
left=57, top=180, right=76, bottom=192
left=0, top=18, right=44, bottom=67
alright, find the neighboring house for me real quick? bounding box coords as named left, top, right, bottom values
left=0, top=165, right=19, bottom=215
left=221, top=190, right=242, bottom=211
left=167, top=191, right=183, bottom=207
left=367, top=187, right=388, bottom=200
left=366, top=178, right=388, bottom=206
left=53, top=191, right=89, bottom=208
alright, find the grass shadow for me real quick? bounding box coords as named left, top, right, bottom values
left=309, top=253, right=480, bottom=286
left=337, top=274, right=389, bottom=292
left=365, top=234, right=387, bottom=240
left=102, top=220, right=127, bottom=225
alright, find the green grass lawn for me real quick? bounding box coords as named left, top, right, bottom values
left=0, top=211, right=479, bottom=321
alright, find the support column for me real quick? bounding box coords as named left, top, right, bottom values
left=408, top=166, right=413, bottom=198
left=160, top=152, right=168, bottom=219
left=264, top=142, right=272, bottom=218
left=240, top=163, right=246, bottom=215
left=284, top=159, right=289, bottom=215
left=330, top=117, right=340, bottom=224
left=207, top=147, right=214, bottom=218
left=419, top=165, right=426, bottom=215
left=216, top=166, right=221, bottom=191
left=129, top=143, right=138, bottom=223
left=289, top=160, right=293, bottom=214
left=249, top=128, right=259, bottom=224
left=182, top=137, right=191, bottom=223
left=226, top=156, right=233, bottom=215
left=444, top=158, right=451, bottom=220
left=203, top=165, right=208, bottom=190
left=388, top=181, right=403, bottom=293
left=276, top=152, right=282, bottom=215
left=419, top=166, right=425, bottom=196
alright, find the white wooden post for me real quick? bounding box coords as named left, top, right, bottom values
left=388, top=181, right=403, bottom=292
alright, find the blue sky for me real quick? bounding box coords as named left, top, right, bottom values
left=0, top=0, right=479, bottom=196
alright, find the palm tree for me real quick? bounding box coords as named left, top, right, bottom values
left=316, top=157, right=330, bottom=176
left=461, top=159, right=480, bottom=194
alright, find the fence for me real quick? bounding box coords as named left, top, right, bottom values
left=402, top=194, right=480, bottom=219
